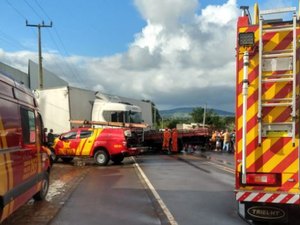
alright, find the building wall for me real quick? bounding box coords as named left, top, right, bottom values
left=28, top=60, right=68, bottom=89
left=0, top=61, right=29, bottom=86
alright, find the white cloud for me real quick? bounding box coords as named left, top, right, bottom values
left=0, top=0, right=240, bottom=112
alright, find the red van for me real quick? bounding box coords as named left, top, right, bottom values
left=0, top=73, right=51, bottom=223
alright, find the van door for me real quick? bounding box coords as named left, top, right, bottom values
left=19, top=107, right=39, bottom=182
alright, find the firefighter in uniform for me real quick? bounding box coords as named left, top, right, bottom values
left=171, top=128, right=178, bottom=153
left=162, top=128, right=171, bottom=152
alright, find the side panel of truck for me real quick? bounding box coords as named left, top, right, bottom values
left=37, top=87, right=71, bottom=134
left=37, top=87, right=95, bottom=134
left=68, top=86, right=95, bottom=123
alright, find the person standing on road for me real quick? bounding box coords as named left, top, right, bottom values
left=171, top=128, right=178, bottom=153
left=210, top=130, right=217, bottom=151
left=43, top=127, right=48, bottom=144
left=47, top=129, right=55, bottom=147
left=222, top=129, right=231, bottom=153
left=162, top=128, right=171, bottom=152
left=230, top=129, right=236, bottom=153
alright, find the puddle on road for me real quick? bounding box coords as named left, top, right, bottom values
left=46, top=180, right=66, bottom=201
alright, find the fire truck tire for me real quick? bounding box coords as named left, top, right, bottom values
left=33, top=172, right=49, bottom=201
left=111, top=155, right=124, bottom=164
left=94, top=149, right=109, bottom=166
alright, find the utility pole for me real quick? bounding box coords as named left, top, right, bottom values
left=202, top=103, right=207, bottom=128
left=26, top=20, right=52, bottom=89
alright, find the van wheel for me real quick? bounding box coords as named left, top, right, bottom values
left=94, top=150, right=109, bottom=166
left=111, top=155, right=124, bottom=164
left=33, top=172, right=49, bottom=201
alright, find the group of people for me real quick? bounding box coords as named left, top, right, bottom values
left=43, top=128, right=55, bottom=147
left=162, top=128, right=178, bottom=153
left=210, top=129, right=235, bottom=153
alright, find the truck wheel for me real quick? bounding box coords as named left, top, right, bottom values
left=111, top=155, right=124, bottom=164
left=33, top=172, right=49, bottom=201
left=94, top=149, right=109, bottom=166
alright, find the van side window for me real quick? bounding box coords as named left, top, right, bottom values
left=20, top=108, right=36, bottom=144
left=0, top=98, right=20, bottom=148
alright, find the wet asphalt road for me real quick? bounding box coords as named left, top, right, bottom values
left=3, top=152, right=248, bottom=225
left=137, top=153, right=243, bottom=225
left=50, top=159, right=161, bottom=225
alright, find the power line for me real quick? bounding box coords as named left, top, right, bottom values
left=5, top=0, right=26, bottom=20
left=24, top=0, right=44, bottom=21
left=31, top=0, right=87, bottom=88
left=0, top=29, right=29, bottom=50
left=5, top=0, right=87, bottom=88
left=34, top=0, right=52, bottom=21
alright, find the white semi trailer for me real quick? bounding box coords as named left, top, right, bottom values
left=35, top=86, right=143, bottom=134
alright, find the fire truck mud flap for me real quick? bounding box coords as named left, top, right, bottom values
left=238, top=202, right=289, bottom=223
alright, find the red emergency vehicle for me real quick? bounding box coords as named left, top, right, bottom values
left=52, top=126, right=142, bottom=166
left=0, top=73, right=51, bottom=223
left=236, top=4, right=300, bottom=223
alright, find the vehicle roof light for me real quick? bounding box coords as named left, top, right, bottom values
left=239, top=32, right=254, bottom=46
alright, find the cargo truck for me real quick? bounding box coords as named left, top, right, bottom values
left=35, top=86, right=143, bottom=134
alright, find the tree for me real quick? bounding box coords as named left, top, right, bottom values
left=190, top=107, right=232, bottom=130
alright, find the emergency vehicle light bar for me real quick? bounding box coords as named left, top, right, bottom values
left=239, top=32, right=254, bottom=46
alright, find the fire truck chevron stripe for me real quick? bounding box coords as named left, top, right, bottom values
left=236, top=192, right=300, bottom=204
left=273, top=31, right=293, bottom=50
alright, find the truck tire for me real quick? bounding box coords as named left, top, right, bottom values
left=111, top=155, right=124, bottom=164
left=33, top=172, right=49, bottom=201
left=94, top=149, right=109, bottom=166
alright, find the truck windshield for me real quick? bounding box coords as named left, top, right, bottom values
left=107, top=110, right=142, bottom=123
left=127, top=111, right=142, bottom=123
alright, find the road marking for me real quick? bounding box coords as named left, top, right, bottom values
left=206, top=161, right=235, bottom=174
left=187, top=154, right=235, bottom=174
left=132, top=157, right=178, bottom=225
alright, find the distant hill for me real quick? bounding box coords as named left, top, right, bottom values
left=159, top=107, right=234, bottom=118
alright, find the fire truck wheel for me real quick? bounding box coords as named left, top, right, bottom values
left=111, top=155, right=124, bottom=164
left=94, top=149, right=109, bottom=166
left=33, top=172, right=49, bottom=201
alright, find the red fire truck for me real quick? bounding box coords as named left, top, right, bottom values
left=235, top=3, right=300, bottom=223
left=0, top=73, right=51, bottom=222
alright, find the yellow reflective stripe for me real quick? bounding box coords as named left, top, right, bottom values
left=79, top=129, right=103, bottom=155
left=0, top=116, right=7, bottom=147
left=258, top=139, right=293, bottom=172
left=0, top=116, right=13, bottom=220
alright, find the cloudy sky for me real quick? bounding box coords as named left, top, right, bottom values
left=0, top=0, right=297, bottom=112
